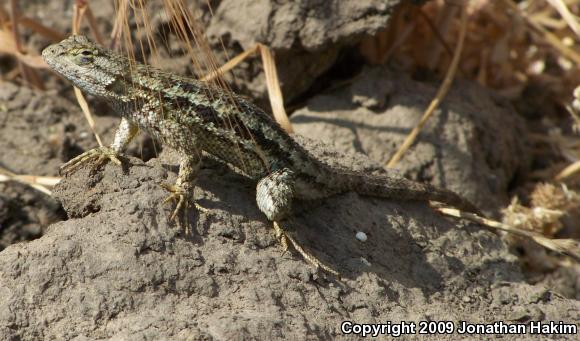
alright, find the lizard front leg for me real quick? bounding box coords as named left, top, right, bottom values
left=256, top=168, right=339, bottom=277
left=61, top=117, right=139, bottom=175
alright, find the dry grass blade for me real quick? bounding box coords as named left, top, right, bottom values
left=0, top=30, right=48, bottom=68
left=200, top=46, right=258, bottom=82
left=502, top=0, right=580, bottom=65
left=84, top=5, right=105, bottom=45
left=359, top=5, right=418, bottom=66
left=417, top=8, right=454, bottom=60
left=73, top=87, right=104, bottom=147
left=555, top=160, right=580, bottom=180
left=162, top=0, right=230, bottom=91
left=436, top=207, right=580, bottom=262
left=111, top=0, right=292, bottom=137
left=70, top=1, right=104, bottom=147
left=9, top=0, right=23, bottom=55
left=0, top=167, right=58, bottom=196
left=200, top=43, right=292, bottom=132
left=386, top=3, right=467, bottom=168
left=72, top=0, right=87, bottom=35
left=110, top=0, right=130, bottom=49
left=425, top=3, right=458, bottom=70
left=9, top=0, right=44, bottom=88
left=381, top=23, right=416, bottom=68
left=11, top=175, right=60, bottom=187
left=258, top=44, right=292, bottom=133
left=546, top=0, right=580, bottom=37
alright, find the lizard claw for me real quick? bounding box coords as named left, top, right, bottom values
left=273, top=222, right=340, bottom=278
left=60, top=146, right=122, bottom=175
left=160, top=183, right=208, bottom=221
left=161, top=183, right=189, bottom=221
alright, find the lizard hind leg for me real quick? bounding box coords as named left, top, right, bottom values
left=256, top=169, right=340, bottom=277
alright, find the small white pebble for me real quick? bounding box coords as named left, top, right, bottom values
left=355, top=231, right=367, bottom=242
left=360, top=257, right=372, bottom=267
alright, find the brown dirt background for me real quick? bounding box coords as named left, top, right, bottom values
left=0, top=0, right=578, bottom=339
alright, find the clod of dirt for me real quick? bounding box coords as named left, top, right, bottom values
left=0, top=140, right=576, bottom=340
left=0, top=81, right=159, bottom=248
left=207, top=0, right=410, bottom=101
left=291, top=67, right=530, bottom=214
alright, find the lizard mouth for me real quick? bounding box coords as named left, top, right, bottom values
left=42, top=43, right=62, bottom=61
left=41, top=44, right=57, bottom=58
left=41, top=41, right=95, bottom=89
left=42, top=43, right=67, bottom=75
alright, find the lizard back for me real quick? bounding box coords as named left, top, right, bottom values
left=43, top=35, right=481, bottom=214
left=42, top=35, right=321, bottom=179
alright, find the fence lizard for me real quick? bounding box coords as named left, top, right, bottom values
left=42, top=35, right=480, bottom=276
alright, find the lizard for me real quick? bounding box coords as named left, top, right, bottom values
left=42, top=35, right=481, bottom=276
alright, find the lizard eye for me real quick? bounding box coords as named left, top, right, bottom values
left=74, top=49, right=94, bottom=65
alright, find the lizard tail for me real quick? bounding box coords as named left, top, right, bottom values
left=326, top=169, right=482, bottom=215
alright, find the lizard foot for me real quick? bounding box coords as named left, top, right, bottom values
left=160, top=183, right=208, bottom=221
left=273, top=222, right=340, bottom=278
left=60, top=146, right=122, bottom=175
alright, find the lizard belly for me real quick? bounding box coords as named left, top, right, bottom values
left=130, top=111, right=269, bottom=179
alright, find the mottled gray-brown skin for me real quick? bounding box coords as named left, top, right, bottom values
left=42, top=36, right=479, bottom=270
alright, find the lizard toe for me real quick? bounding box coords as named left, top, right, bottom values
left=160, top=182, right=208, bottom=221
left=60, top=146, right=122, bottom=175
left=273, top=222, right=340, bottom=278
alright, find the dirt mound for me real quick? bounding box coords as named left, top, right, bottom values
left=0, top=139, right=577, bottom=339
left=292, top=67, right=530, bottom=214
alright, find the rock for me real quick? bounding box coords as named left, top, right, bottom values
left=207, top=0, right=409, bottom=101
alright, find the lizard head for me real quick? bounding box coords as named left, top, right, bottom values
left=42, top=35, right=128, bottom=99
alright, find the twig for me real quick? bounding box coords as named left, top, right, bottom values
left=380, top=20, right=416, bottom=65
left=436, top=207, right=580, bottom=262
left=555, top=160, right=580, bottom=181
left=0, top=167, right=59, bottom=196
left=71, top=1, right=104, bottom=147
left=501, top=0, right=580, bottom=65
left=386, top=4, right=467, bottom=168
left=85, top=6, right=105, bottom=45
left=259, top=44, right=293, bottom=133
left=199, top=46, right=257, bottom=82
left=110, top=0, right=130, bottom=50
left=417, top=8, right=455, bottom=60
left=73, top=87, right=104, bottom=147
left=201, top=44, right=293, bottom=133
left=9, top=0, right=44, bottom=89
left=9, top=0, right=22, bottom=53
left=546, top=0, right=580, bottom=37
